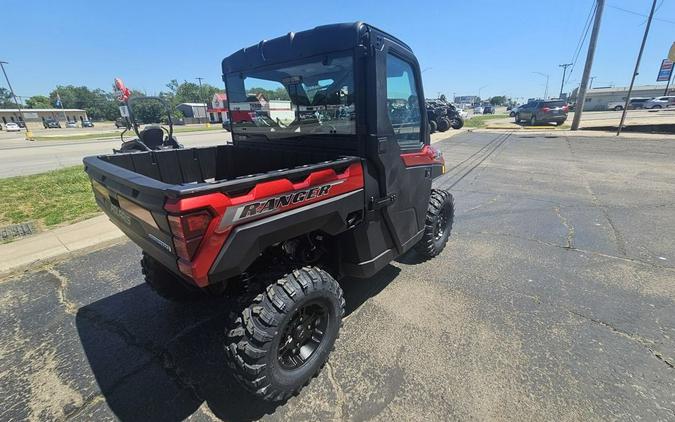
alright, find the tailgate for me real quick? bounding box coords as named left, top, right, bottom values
left=84, top=155, right=181, bottom=272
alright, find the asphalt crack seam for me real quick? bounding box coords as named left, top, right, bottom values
left=325, top=361, right=347, bottom=421
left=460, top=230, right=675, bottom=271
left=568, top=310, right=674, bottom=370
left=564, top=136, right=627, bottom=256
left=553, top=206, right=575, bottom=249
left=47, top=269, right=78, bottom=315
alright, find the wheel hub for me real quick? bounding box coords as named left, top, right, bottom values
left=278, top=302, right=328, bottom=370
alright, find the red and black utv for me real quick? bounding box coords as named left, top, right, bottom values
left=83, top=22, right=454, bottom=401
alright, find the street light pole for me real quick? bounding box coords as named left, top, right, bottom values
left=617, top=0, right=657, bottom=136
left=0, top=61, right=29, bottom=137
left=196, top=77, right=205, bottom=124
left=478, top=85, right=488, bottom=103
left=533, top=72, right=550, bottom=99
left=558, top=63, right=573, bottom=98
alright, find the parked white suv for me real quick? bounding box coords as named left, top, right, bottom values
left=643, top=96, right=675, bottom=109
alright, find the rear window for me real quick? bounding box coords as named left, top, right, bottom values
left=543, top=101, right=565, bottom=107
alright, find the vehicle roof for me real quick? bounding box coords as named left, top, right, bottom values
left=221, top=22, right=412, bottom=74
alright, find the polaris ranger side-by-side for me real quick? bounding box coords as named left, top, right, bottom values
left=83, top=22, right=454, bottom=401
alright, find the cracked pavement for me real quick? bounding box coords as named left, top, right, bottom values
left=1, top=131, right=674, bottom=421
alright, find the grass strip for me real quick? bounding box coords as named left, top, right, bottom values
left=0, top=166, right=99, bottom=228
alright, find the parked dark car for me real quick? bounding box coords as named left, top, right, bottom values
left=43, top=118, right=62, bottom=129
left=514, top=100, right=568, bottom=126
left=483, top=105, right=495, bottom=114
left=81, top=120, right=94, bottom=128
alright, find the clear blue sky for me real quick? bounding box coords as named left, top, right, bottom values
left=3, top=0, right=675, bottom=101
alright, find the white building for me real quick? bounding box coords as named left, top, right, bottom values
left=229, top=94, right=294, bottom=124
left=570, top=84, right=674, bottom=111
left=0, top=108, right=88, bottom=128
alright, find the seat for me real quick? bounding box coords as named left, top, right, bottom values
left=139, top=125, right=164, bottom=149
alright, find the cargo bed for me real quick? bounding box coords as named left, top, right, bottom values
left=84, top=143, right=360, bottom=211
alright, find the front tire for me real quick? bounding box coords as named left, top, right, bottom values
left=613, top=106, right=623, bottom=111
left=437, top=117, right=450, bottom=132
left=450, top=117, right=464, bottom=129
left=530, top=115, right=537, bottom=126
left=226, top=266, right=344, bottom=401
left=415, top=189, right=454, bottom=259
left=429, top=119, right=437, bottom=134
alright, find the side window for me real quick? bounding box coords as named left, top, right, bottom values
left=386, top=53, right=421, bottom=149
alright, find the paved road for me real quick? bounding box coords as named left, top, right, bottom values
left=0, top=131, right=232, bottom=178
left=1, top=132, right=674, bottom=420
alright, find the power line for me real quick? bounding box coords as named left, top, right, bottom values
left=607, top=3, right=675, bottom=25
left=569, top=1, right=598, bottom=78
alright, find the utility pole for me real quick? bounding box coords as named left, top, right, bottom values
left=195, top=77, right=205, bottom=124
left=558, top=63, right=573, bottom=98
left=617, top=0, right=657, bottom=136
left=0, top=61, right=30, bottom=137
left=572, top=0, right=604, bottom=131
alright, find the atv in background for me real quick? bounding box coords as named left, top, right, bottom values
left=426, top=99, right=464, bottom=133
left=85, top=22, right=454, bottom=402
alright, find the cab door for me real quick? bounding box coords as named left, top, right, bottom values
left=367, top=36, right=432, bottom=253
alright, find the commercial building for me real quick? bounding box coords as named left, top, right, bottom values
left=207, top=93, right=229, bottom=123
left=0, top=108, right=88, bottom=127
left=176, top=103, right=207, bottom=123
left=569, top=84, right=674, bottom=111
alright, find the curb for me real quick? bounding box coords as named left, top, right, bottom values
left=0, top=215, right=124, bottom=277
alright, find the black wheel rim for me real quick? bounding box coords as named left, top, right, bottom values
left=278, top=301, right=329, bottom=370
left=434, top=203, right=452, bottom=240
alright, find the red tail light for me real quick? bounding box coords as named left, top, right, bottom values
left=168, top=210, right=212, bottom=261
left=562, top=104, right=569, bottom=112
left=541, top=106, right=551, bottom=113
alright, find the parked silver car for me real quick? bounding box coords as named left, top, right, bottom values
left=643, top=96, right=675, bottom=109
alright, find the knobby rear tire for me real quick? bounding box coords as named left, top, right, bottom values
left=225, top=266, right=345, bottom=402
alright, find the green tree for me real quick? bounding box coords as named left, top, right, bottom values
left=489, top=96, right=507, bottom=106
left=161, top=79, right=221, bottom=105
left=48, top=85, right=129, bottom=121
left=246, top=87, right=290, bottom=101
left=25, top=95, right=52, bottom=109
left=0, top=87, right=16, bottom=108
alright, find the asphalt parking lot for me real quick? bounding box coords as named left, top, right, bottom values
left=1, top=131, right=674, bottom=421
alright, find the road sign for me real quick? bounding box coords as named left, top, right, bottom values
left=669, top=42, right=675, bottom=61
left=657, top=59, right=673, bottom=82
left=119, top=105, right=129, bottom=117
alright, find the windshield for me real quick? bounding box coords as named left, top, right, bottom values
left=225, top=53, right=355, bottom=140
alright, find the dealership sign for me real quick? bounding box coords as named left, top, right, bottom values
left=657, top=59, right=673, bottom=82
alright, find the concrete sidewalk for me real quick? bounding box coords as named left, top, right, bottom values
left=0, top=214, right=123, bottom=275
